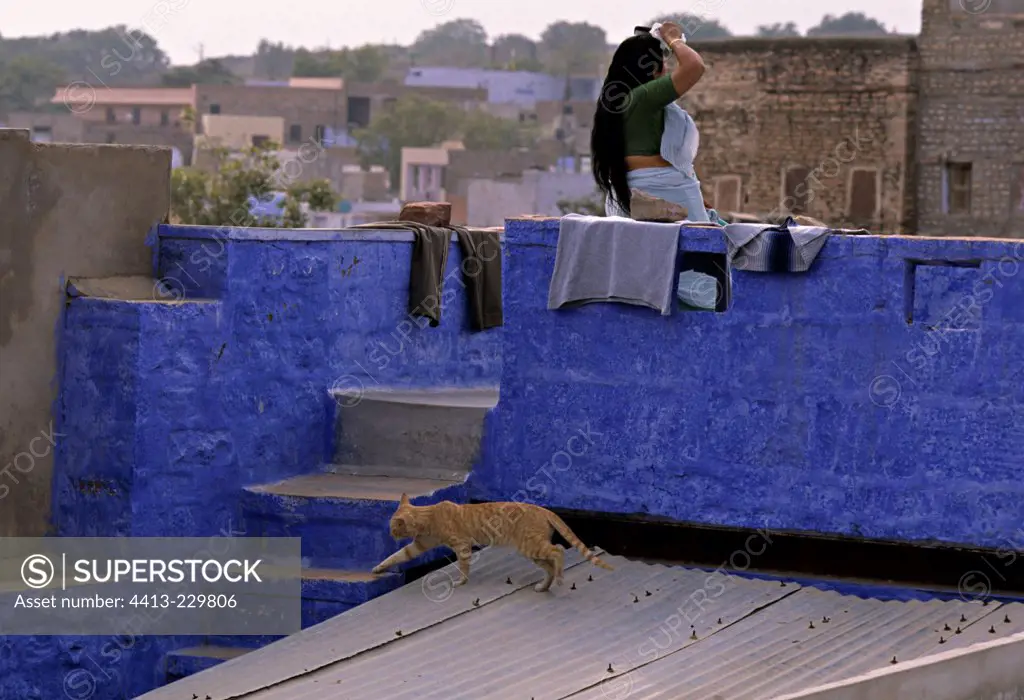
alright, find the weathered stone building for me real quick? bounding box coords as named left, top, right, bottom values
left=686, top=37, right=918, bottom=233
left=686, top=0, right=1023, bottom=236
left=916, top=0, right=1024, bottom=237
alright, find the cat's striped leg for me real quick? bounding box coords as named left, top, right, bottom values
left=549, top=544, right=565, bottom=587
left=533, top=559, right=555, bottom=592
left=371, top=536, right=436, bottom=574
left=452, top=539, right=473, bottom=586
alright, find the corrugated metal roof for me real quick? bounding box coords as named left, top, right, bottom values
left=137, top=548, right=1023, bottom=700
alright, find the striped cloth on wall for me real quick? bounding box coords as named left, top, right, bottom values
left=723, top=218, right=869, bottom=272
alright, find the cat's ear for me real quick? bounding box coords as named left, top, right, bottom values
left=399, top=493, right=409, bottom=505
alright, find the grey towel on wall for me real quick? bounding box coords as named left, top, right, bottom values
left=723, top=219, right=869, bottom=272
left=547, top=214, right=680, bottom=316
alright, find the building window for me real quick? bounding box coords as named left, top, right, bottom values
left=347, top=96, right=371, bottom=128
left=289, top=124, right=302, bottom=142
left=848, top=168, right=880, bottom=225
left=160, top=110, right=169, bottom=126
left=31, top=126, right=53, bottom=143
left=782, top=166, right=811, bottom=215
left=131, top=107, right=141, bottom=125
left=251, top=135, right=269, bottom=148
left=944, top=163, right=972, bottom=214
left=209, top=104, right=221, bottom=114
left=105, top=108, right=116, bottom=124
left=314, top=124, right=326, bottom=144
left=713, top=175, right=742, bottom=213
left=1012, top=164, right=1024, bottom=216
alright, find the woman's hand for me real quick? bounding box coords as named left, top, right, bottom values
left=659, top=22, right=684, bottom=43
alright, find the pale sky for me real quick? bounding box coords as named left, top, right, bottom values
left=2, top=0, right=923, bottom=65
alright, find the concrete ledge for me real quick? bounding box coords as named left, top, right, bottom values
left=773, top=631, right=1024, bottom=700
left=67, top=275, right=160, bottom=300
left=158, top=224, right=505, bottom=243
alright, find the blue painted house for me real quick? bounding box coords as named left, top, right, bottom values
left=3, top=213, right=1023, bottom=698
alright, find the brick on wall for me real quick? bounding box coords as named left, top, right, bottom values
left=685, top=37, right=919, bottom=233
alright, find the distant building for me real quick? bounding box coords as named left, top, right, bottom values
left=245, top=192, right=402, bottom=228
left=45, top=86, right=194, bottom=162
left=196, top=114, right=285, bottom=151
left=192, top=83, right=347, bottom=149
left=403, top=67, right=600, bottom=107
left=463, top=169, right=600, bottom=227
left=307, top=199, right=404, bottom=228
left=400, top=141, right=466, bottom=204
left=343, top=81, right=486, bottom=131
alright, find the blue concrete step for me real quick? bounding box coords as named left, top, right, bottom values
left=240, top=472, right=468, bottom=569
left=300, top=567, right=405, bottom=627
left=329, top=386, right=498, bottom=475
left=164, top=645, right=250, bottom=682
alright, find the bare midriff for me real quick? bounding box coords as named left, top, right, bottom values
left=626, top=154, right=672, bottom=171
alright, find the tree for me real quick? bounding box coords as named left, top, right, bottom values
left=806, top=12, right=891, bottom=36
left=292, top=49, right=336, bottom=77
left=339, top=45, right=390, bottom=82
left=169, top=140, right=337, bottom=227
left=161, top=58, right=240, bottom=86
left=353, top=95, right=464, bottom=188
left=649, top=14, right=733, bottom=41
left=757, top=22, right=801, bottom=38
left=491, top=34, right=543, bottom=71
left=410, top=19, right=489, bottom=67
left=0, top=55, right=64, bottom=114
left=353, top=97, right=532, bottom=191
left=460, top=109, right=535, bottom=150
left=538, top=21, right=608, bottom=75
left=254, top=39, right=295, bottom=80
left=0, top=26, right=169, bottom=92
left=292, top=45, right=389, bottom=82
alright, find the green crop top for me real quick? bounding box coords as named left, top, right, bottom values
left=623, top=75, right=682, bottom=157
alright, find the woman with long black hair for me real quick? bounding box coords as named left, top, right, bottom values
left=590, top=22, right=710, bottom=220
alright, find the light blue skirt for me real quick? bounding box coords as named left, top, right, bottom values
left=605, top=167, right=711, bottom=222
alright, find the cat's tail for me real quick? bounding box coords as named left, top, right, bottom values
left=546, top=511, right=614, bottom=571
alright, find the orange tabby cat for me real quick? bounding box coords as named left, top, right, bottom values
left=371, top=495, right=613, bottom=592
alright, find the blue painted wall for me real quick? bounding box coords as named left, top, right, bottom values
left=477, top=219, right=1024, bottom=551
left=54, top=226, right=502, bottom=539
left=32, top=217, right=1024, bottom=700
left=28, top=226, right=503, bottom=699
left=0, top=633, right=200, bottom=699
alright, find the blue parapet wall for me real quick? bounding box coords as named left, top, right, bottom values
left=28, top=224, right=504, bottom=699
left=477, top=217, right=1024, bottom=551
left=55, top=225, right=503, bottom=539
left=30, top=217, right=1024, bottom=700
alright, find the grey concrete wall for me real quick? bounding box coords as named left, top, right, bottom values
left=775, top=632, right=1024, bottom=700
left=0, top=129, right=170, bottom=536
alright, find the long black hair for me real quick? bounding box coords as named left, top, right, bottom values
left=591, top=32, right=665, bottom=216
